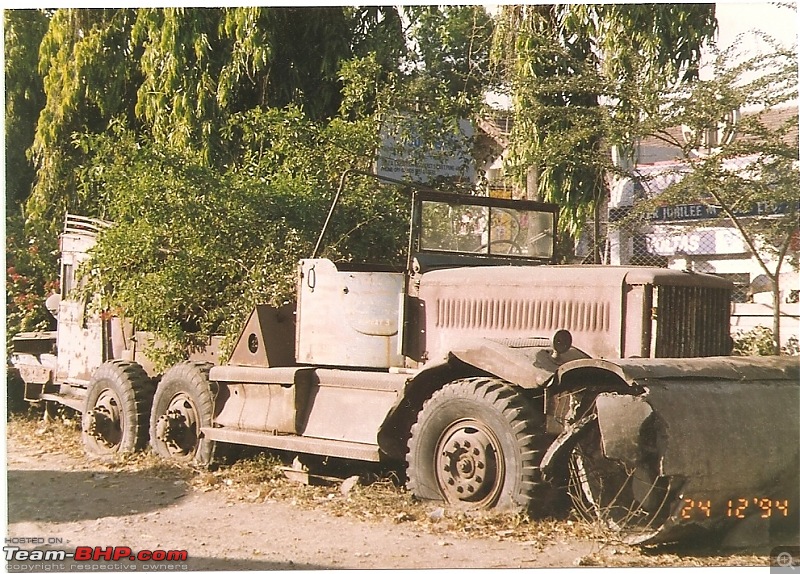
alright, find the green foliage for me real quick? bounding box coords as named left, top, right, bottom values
left=76, top=125, right=310, bottom=365
left=338, top=54, right=394, bottom=121
left=347, top=7, right=407, bottom=74
left=564, top=4, right=715, bottom=83
left=27, top=7, right=410, bottom=224
left=732, top=327, right=800, bottom=357
left=5, top=9, right=49, bottom=209
left=29, top=9, right=139, bottom=222
left=76, top=102, right=411, bottom=367
left=410, top=6, right=495, bottom=104
left=132, top=8, right=227, bottom=162
left=491, top=5, right=716, bottom=236
left=5, top=215, right=59, bottom=347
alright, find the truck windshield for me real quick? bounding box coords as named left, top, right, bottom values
left=419, top=198, right=555, bottom=259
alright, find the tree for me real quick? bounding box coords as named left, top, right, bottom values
left=5, top=10, right=59, bottom=347
left=491, top=5, right=716, bottom=246
left=636, top=39, right=799, bottom=354
left=26, top=7, right=409, bottom=225
left=4, top=9, right=49, bottom=209
left=29, top=9, right=140, bottom=224
left=410, top=6, right=495, bottom=105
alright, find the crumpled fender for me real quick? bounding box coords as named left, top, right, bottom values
left=549, top=355, right=800, bottom=546
left=555, top=354, right=799, bottom=388
left=449, top=337, right=590, bottom=389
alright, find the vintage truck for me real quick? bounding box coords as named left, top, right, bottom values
left=10, top=172, right=799, bottom=545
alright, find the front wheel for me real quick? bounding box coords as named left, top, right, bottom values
left=82, top=360, right=153, bottom=457
left=568, top=417, right=672, bottom=536
left=149, top=361, right=215, bottom=466
left=406, top=377, right=546, bottom=512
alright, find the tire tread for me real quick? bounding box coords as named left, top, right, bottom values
left=407, top=376, right=549, bottom=514
left=83, top=360, right=154, bottom=456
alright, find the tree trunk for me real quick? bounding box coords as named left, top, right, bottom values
left=771, top=278, right=782, bottom=355
left=526, top=165, right=539, bottom=201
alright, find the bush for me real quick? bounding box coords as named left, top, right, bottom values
left=5, top=214, right=59, bottom=349
left=732, top=326, right=799, bottom=356
left=74, top=109, right=409, bottom=369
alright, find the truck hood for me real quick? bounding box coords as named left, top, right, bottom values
left=421, top=265, right=732, bottom=290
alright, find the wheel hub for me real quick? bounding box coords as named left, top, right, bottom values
left=84, top=390, right=122, bottom=448
left=436, top=423, right=503, bottom=507
left=155, top=394, right=199, bottom=456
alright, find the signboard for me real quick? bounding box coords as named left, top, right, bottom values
left=375, top=117, right=475, bottom=183
left=645, top=227, right=747, bottom=256
left=610, top=201, right=797, bottom=223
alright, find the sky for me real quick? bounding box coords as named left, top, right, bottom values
left=709, top=2, right=798, bottom=106
left=715, top=1, right=798, bottom=51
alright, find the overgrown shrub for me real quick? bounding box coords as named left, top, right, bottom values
left=5, top=214, right=59, bottom=349
left=732, top=326, right=799, bottom=356
left=74, top=108, right=409, bottom=369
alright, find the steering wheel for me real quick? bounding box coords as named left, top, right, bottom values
left=475, top=239, right=523, bottom=255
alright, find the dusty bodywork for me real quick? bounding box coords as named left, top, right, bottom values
left=10, top=172, right=798, bottom=547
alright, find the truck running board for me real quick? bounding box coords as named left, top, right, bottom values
left=40, top=392, right=84, bottom=413
left=200, top=427, right=381, bottom=462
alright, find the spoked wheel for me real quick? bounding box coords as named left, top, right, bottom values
left=568, top=417, right=673, bottom=537
left=150, top=361, right=215, bottom=466
left=407, top=377, right=547, bottom=512
left=82, top=360, right=153, bottom=456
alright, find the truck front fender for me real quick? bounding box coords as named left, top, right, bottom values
left=377, top=337, right=588, bottom=461
left=554, top=354, right=799, bottom=389
left=449, top=337, right=589, bottom=390
left=547, top=355, right=800, bottom=546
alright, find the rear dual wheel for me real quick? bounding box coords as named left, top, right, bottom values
left=149, top=361, right=215, bottom=466
left=82, top=360, right=153, bottom=457
left=406, top=377, right=547, bottom=512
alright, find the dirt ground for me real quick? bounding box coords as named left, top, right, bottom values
left=4, top=413, right=778, bottom=570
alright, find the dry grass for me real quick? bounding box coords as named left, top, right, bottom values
left=6, top=407, right=771, bottom=566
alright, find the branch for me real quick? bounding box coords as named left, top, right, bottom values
left=774, top=215, right=796, bottom=275
left=705, top=186, right=776, bottom=281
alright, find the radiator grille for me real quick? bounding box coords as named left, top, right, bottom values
left=654, top=285, right=731, bottom=358
left=435, top=298, right=610, bottom=333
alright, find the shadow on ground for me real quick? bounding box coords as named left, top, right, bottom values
left=7, top=469, right=188, bottom=524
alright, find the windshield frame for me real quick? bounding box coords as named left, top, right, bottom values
left=410, top=190, right=558, bottom=269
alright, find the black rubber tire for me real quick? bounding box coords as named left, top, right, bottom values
left=82, top=360, right=153, bottom=457
left=149, top=361, right=215, bottom=466
left=406, top=377, right=546, bottom=512
left=6, top=367, right=27, bottom=414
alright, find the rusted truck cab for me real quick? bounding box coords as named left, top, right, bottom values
left=11, top=215, right=116, bottom=412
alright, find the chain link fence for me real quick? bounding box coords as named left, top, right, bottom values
left=586, top=211, right=756, bottom=303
